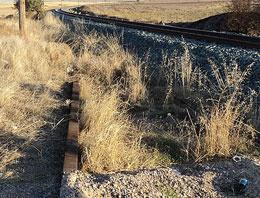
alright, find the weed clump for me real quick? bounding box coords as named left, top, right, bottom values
left=14, top=0, right=46, bottom=19
left=226, top=0, right=260, bottom=36
left=160, top=46, right=257, bottom=161
left=75, top=32, right=167, bottom=173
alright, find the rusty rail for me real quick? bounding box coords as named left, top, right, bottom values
left=63, top=81, right=80, bottom=173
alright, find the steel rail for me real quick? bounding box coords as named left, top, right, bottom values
left=53, top=9, right=260, bottom=50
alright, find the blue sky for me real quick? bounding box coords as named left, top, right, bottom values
left=0, top=0, right=90, bottom=2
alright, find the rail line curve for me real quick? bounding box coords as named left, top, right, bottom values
left=53, top=9, right=260, bottom=50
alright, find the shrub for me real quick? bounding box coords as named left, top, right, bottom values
left=226, top=0, right=260, bottom=35
left=14, top=0, right=46, bottom=19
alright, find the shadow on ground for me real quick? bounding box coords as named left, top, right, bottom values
left=0, top=83, right=71, bottom=198
left=178, top=156, right=260, bottom=197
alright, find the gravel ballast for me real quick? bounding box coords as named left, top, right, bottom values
left=59, top=12, right=260, bottom=94
left=60, top=156, right=260, bottom=198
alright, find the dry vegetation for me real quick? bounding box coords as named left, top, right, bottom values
left=0, top=14, right=74, bottom=179
left=226, top=0, right=260, bottom=35
left=79, top=1, right=227, bottom=23
left=142, top=46, right=259, bottom=163
left=0, top=10, right=259, bottom=177
left=70, top=28, right=259, bottom=173
left=183, top=60, right=258, bottom=161
left=76, top=33, right=167, bottom=173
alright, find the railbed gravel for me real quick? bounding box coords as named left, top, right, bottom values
left=60, top=156, right=260, bottom=198
left=57, top=12, right=260, bottom=94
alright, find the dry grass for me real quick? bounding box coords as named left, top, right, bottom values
left=161, top=49, right=258, bottom=161
left=60, top=2, right=258, bottom=171
left=197, top=61, right=257, bottom=159
left=80, top=1, right=227, bottom=23
left=0, top=14, right=74, bottom=176
left=1, top=8, right=257, bottom=177
left=0, top=12, right=169, bottom=176
left=73, top=27, right=259, bottom=172
left=77, top=33, right=146, bottom=104
left=75, top=32, right=168, bottom=173
left=80, top=85, right=150, bottom=173
left=163, top=43, right=200, bottom=101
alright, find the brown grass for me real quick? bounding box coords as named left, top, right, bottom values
left=69, top=22, right=259, bottom=172
left=80, top=1, right=227, bottom=23
left=1, top=8, right=258, bottom=177
left=75, top=28, right=258, bottom=172
left=80, top=85, right=151, bottom=173
left=0, top=12, right=169, bottom=176
left=0, top=14, right=74, bottom=177
left=162, top=50, right=257, bottom=161
left=75, top=32, right=167, bottom=173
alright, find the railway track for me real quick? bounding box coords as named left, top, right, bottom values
left=56, top=8, right=260, bottom=197
left=53, top=9, right=260, bottom=50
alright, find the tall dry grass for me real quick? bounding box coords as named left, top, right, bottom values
left=55, top=12, right=258, bottom=172
left=162, top=48, right=257, bottom=161
left=0, top=14, right=74, bottom=175
left=80, top=83, right=151, bottom=173
left=0, top=14, right=170, bottom=176
left=77, top=33, right=146, bottom=104
left=1, top=12, right=256, bottom=177
left=163, top=43, right=204, bottom=105
left=76, top=33, right=167, bottom=173
left=78, top=2, right=226, bottom=24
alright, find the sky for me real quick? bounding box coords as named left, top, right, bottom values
left=0, top=0, right=91, bottom=2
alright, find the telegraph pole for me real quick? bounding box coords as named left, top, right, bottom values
left=19, top=0, right=26, bottom=36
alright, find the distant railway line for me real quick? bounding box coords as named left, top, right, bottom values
left=53, top=9, right=260, bottom=50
